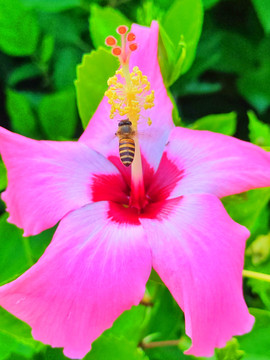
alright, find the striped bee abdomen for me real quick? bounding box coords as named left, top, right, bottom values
left=119, top=138, right=135, bottom=167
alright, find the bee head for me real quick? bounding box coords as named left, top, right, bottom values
left=118, top=119, right=132, bottom=127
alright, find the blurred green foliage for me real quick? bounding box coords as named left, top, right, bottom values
left=75, top=47, right=118, bottom=127
left=0, top=0, right=270, bottom=359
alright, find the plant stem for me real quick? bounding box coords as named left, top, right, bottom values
left=22, top=237, right=34, bottom=267
left=139, top=294, right=153, bottom=307
left=141, top=339, right=180, bottom=349
left=130, top=135, right=146, bottom=209
left=243, top=269, right=270, bottom=283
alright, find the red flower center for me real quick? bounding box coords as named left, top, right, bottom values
left=91, top=153, right=184, bottom=224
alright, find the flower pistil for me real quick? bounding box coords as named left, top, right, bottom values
left=105, top=26, right=155, bottom=210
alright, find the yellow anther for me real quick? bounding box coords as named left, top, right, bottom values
left=107, top=76, right=118, bottom=86
left=116, top=69, right=123, bottom=76
left=105, top=64, right=155, bottom=127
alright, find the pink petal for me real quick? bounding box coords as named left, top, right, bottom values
left=0, top=127, right=122, bottom=236
left=163, top=127, right=270, bottom=198
left=80, top=21, right=174, bottom=170
left=0, top=201, right=151, bottom=359
left=147, top=152, right=184, bottom=202
left=140, top=194, right=254, bottom=356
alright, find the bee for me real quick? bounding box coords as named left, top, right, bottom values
left=116, top=119, right=136, bottom=167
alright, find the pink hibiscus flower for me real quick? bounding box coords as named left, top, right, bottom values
left=0, top=21, right=270, bottom=359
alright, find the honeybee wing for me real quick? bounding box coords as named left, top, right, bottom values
left=136, top=127, right=158, bottom=142
left=113, top=118, right=157, bottom=147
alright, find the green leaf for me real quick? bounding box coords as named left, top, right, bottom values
left=6, top=89, right=39, bottom=138
left=245, top=235, right=270, bottom=310
left=162, top=0, right=203, bottom=78
left=89, top=4, right=131, bottom=49
left=174, top=80, right=221, bottom=96
left=0, top=0, right=39, bottom=56
left=171, top=30, right=221, bottom=97
left=248, top=110, right=270, bottom=146
left=7, top=64, right=42, bottom=87
left=39, top=35, right=55, bottom=64
left=251, top=0, right=270, bottom=34
left=0, top=159, right=7, bottom=191
left=106, top=305, right=147, bottom=345
left=0, top=307, right=43, bottom=359
left=144, top=346, right=183, bottom=360
left=38, top=89, right=77, bottom=140
left=211, top=31, right=255, bottom=75
left=246, top=268, right=270, bottom=310
left=38, top=12, right=85, bottom=48
left=21, top=0, right=80, bottom=12
left=237, top=308, right=270, bottom=358
left=84, top=334, right=148, bottom=360
left=145, top=286, right=183, bottom=341
left=246, top=233, right=270, bottom=266
left=75, top=48, right=119, bottom=128
left=3, top=354, right=30, bottom=360
left=136, top=0, right=165, bottom=26
left=222, top=188, right=270, bottom=234
left=158, top=24, right=187, bottom=86
left=186, top=28, right=221, bottom=80
left=149, top=269, right=163, bottom=284
left=191, top=112, right=237, bottom=135
left=53, top=46, right=82, bottom=90
left=257, top=37, right=270, bottom=67
left=38, top=348, right=67, bottom=360
left=0, top=213, right=53, bottom=286
left=202, top=0, right=220, bottom=9
left=0, top=214, right=31, bottom=286
left=171, top=28, right=222, bottom=96
left=28, top=227, right=55, bottom=262
left=142, top=284, right=186, bottom=359
left=237, top=64, right=270, bottom=113
left=216, top=338, right=244, bottom=360
left=168, top=90, right=181, bottom=126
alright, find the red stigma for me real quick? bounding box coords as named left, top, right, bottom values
left=129, top=43, right=137, bottom=52
left=127, top=32, right=136, bottom=42
left=112, top=47, right=122, bottom=56
left=117, top=25, right=128, bottom=35
left=105, top=36, right=117, bottom=46
left=105, top=25, right=137, bottom=64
